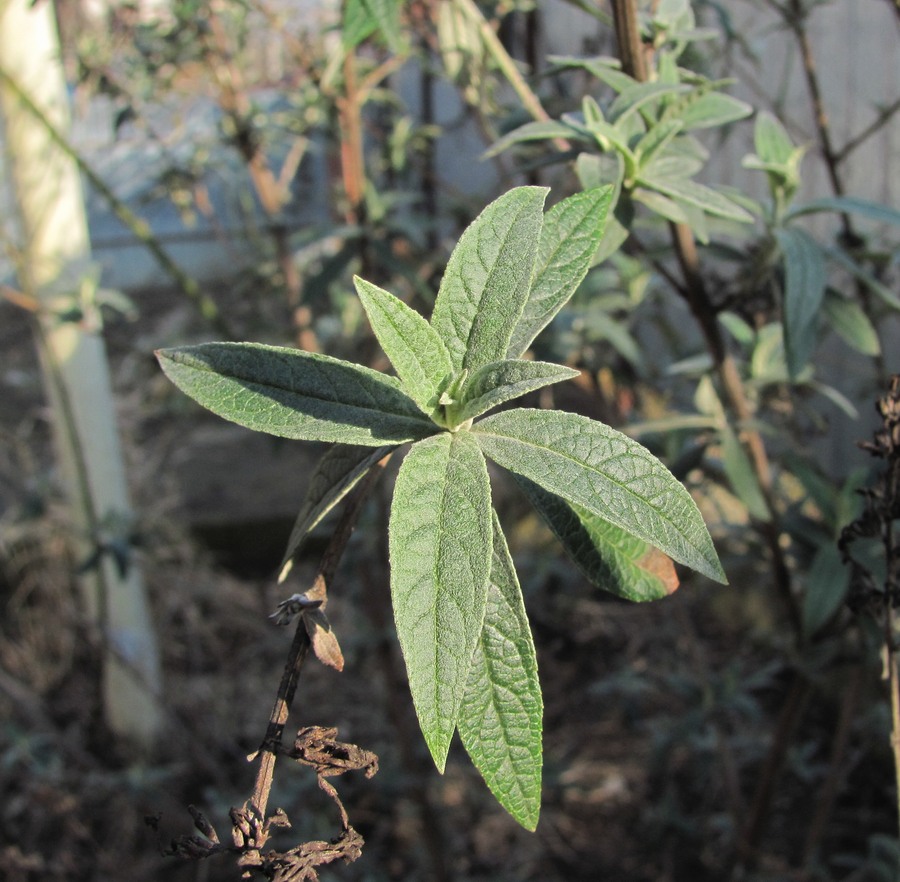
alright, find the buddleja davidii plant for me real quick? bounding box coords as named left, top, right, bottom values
left=156, top=185, right=726, bottom=830
left=740, top=110, right=900, bottom=381
left=486, top=1, right=754, bottom=260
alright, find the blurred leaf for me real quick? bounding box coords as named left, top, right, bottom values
left=675, top=91, right=752, bottom=130
left=343, top=0, right=404, bottom=52
left=827, top=246, right=900, bottom=310
left=485, top=120, right=584, bottom=157
left=720, top=426, right=770, bottom=521
left=641, top=174, right=754, bottom=222
left=632, top=186, right=689, bottom=223
left=788, top=196, right=900, bottom=227
left=802, top=543, right=849, bottom=638
left=822, top=290, right=880, bottom=356
left=753, top=111, right=795, bottom=165
left=634, top=120, right=683, bottom=167
left=775, top=227, right=827, bottom=378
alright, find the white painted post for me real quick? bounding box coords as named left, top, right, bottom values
left=0, top=0, right=163, bottom=749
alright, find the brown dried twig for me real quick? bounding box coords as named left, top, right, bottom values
left=150, top=461, right=388, bottom=878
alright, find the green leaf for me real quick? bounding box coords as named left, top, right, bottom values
left=548, top=54, right=635, bottom=94
left=516, top=477, right=679, bottom=601
left=431, top=187, right=548, bottom=373
left=787, top=196, right=900, bottom=227
left=753, top=111, right=795, bottom=165
left=156, top=343, right=434, bottom=446
left=640, top=174, right=754, bottom=222
left=822, top=291, right=881, bottom=356
left=278, top=444, right=394, bottom=582
left=720, top=427, right=770, bottom=522
left=473, top=408, right=726, bottom=583
left=354, top=276, right=453, bottom=415
left=454, top=360, right=580, bottom=424
left=632, top=186, right=689, bottom=224
left=775, top=227, right=827, bottom=378
left=343, top=0, right=403, bottom=52
left=634, top=119, right=683, bottom=168
left=485, top=120, right=585, bottom=158
left=389, top=431, right=493, bottom=771
left=802, top=543, right=850, bottom=638
left=458, top=511, right=542, bottom=830
left=507, top=186, right=614, bottom=358
left=608, top=82, right=688, bottom=123
left=827, top=246, right=900, bottom=310
left=676, top=91, right=752, bottom=130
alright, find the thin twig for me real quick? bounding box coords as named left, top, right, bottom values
left=248, top=459, right=388, bottom=822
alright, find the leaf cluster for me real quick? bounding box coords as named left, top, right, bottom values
left=157, top=185, right=725, bottom=829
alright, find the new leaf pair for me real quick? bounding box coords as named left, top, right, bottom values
left=157, top=185, right=725, bottom=830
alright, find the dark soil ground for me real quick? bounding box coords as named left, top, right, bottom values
left=1, top=285, right=896, bottom=882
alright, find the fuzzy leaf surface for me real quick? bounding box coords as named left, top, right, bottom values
left=156, top=343, right=434, bottom=446
left=516, top=477, right=678, bottom=601
left=355, top=276, right=453, bottom=415
left=507, top=186, right=614, bottom=358
left=473, top=409, right=726, bottom=583
left=431, top=187, right=547, bottom=373
left=278, top=444, right=394, bottom=582
left=458, top=511, right=542, bottom=830
left=455, top=360, right=580, bottom=424
left=389, top=431, right=493, bottom=771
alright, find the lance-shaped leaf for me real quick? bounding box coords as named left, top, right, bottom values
left=515, top=476, right=678, bottom=602
left=640, top=174, right=754, bottom=223
left=473, top=409, right=726, bottom=583
left=278, top=444, right=394, bottom=582
left=431, top=186, right=547, bottom=373
left=354, top=276, right=453, bottom=415
left=458, top=511, right=542, bottom=831
left=775, top=227, right=826, bottom=378
left=507, top=187, right=614, bottom=359
left=454, top=360, right=580, bottom=424
left=156, top=343, right=435, bottom=446
left=389, top=431, right=493, bottom=771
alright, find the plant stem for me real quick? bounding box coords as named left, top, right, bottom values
left=249, top=459, right=387, bottom=822
left=455, top=0, right=571, bottom=153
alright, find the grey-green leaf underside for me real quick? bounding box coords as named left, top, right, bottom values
left=278, top=444, right=394, bottom=582
left=156, top=343, right=434, bottom=446
left=516, top=476, right=679, bottom=602
left=458, top=510, right=542, bottom=831
left=473, top=408, right=726, bottom=583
